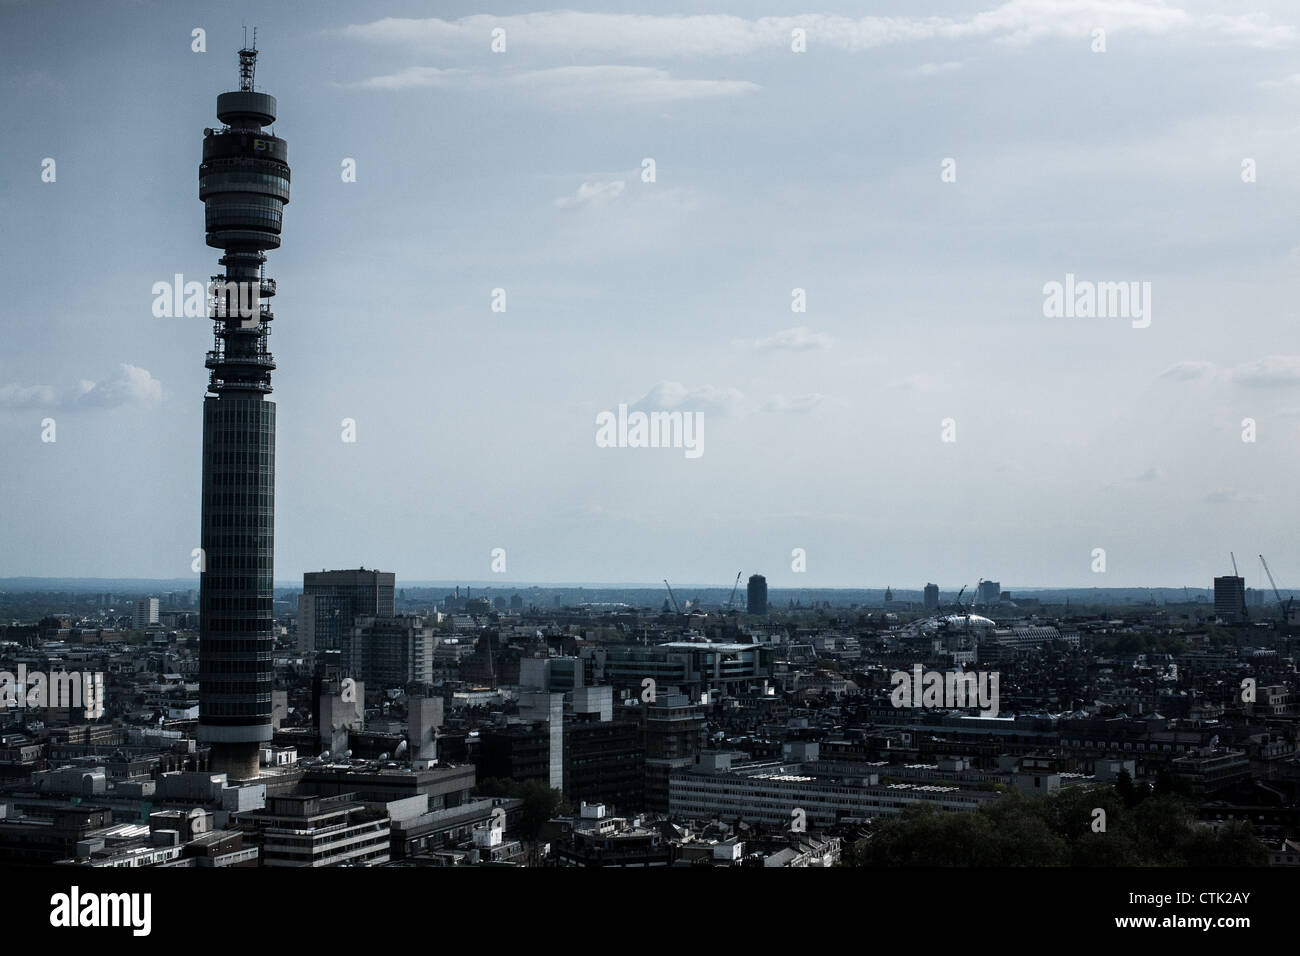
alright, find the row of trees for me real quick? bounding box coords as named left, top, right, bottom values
left=842, top=780, right=1265, bottom=866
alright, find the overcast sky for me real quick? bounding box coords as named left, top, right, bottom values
left=3, top=0, right=1299, bottom=589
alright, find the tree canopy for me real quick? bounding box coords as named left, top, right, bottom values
left=842, top=783, right=1265, bottom=867
left=474, top=777, right=571, bottom=840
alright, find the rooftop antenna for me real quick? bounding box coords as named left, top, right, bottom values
left=238, top=27, right=258, bottom=92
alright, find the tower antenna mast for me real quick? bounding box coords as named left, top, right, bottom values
left=238, top=27, right=258, bottom=92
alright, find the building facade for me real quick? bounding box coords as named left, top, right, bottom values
left=133, top=598, right=159, bottom=629
left=298, top=568, right=396, bottom=654
left=924, top=583, right=940, bottom=610
left=343, top=615, right=435, bottom=692
left=669, top=753, right=996, bottom=830
left=238, top=793, right=390, bottom=867
left=1214, top=575, right=1247, bottom=623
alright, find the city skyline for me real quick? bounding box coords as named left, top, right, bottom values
left=4, top=0, right=1300, bottom=590
left=2, top=1, right=1298, bottom=914
left=0, top=574, right=1290, bottom=595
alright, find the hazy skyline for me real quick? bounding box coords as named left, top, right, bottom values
left=4, top=0, right=1300, bottom=588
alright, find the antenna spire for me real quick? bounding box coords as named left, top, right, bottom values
left=238, top=28, right=258, bottom=92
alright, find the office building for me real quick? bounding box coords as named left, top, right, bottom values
left=976, top=580, right=1001, bottom=607
left=747, top=574, right=768, bottom=615
left=298, top=568, right=396, bottom=654
left=478, top=722, right=557, bottom=789
left=1214, top=575, right=1247, bottom=623
left=237, top=793, right=390, bottom=867
left=669, top=753, right=996, bottom=830
left=343, top=615, right=435, bottom=694
left=519, top=656, right=584, bottom=693
left=479, top=689, right=644, bottom=811
left=643, top=692, right=708, bottom=812
left=133, top=598, right=159, bottom=629
left=565, top=715, right=644, bottom=813
left=301, top=763, right=477, bottom=810
left=596, top=641, right=772, bottom=700
left=924, top=583, right=940, bottom=610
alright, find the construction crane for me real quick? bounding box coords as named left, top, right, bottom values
left=727, top=571, right=742, bottom=609
left=663, top=579, right=682, bottom=614
left=1259, top=555, right=1293, bottom=621
left=1231, top=552, right=1240, bottom=577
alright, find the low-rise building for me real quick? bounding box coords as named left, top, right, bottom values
left=237, top=793, right=390, bottom=867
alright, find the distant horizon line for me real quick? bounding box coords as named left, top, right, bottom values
left=0, top=576, right=1274, bottom=594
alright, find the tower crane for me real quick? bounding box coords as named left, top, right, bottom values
left=1259, top=555, right=1293, bottom=621
left=727, top=571, right=742, bottom=609
left=663, top=579, right=682, bottom=614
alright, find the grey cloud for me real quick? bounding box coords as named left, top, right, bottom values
left=630, top=381, right=744, bottom=415
left=1228, top=355, right=1300, bottom=387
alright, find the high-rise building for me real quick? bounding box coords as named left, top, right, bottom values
left=197, top=43, right=291, bottom=780
left=976, top=580, right=1001, bottom=607
left=343, top=615, right=435, bottom=693
left=1214, top=575, right=1246, bottom=623
left=133, top=598, right=159, bottom=629
left=923, top=583, right=940, bottom=610
left=747, top=574, right=768, bottom=615
left=565, top=715, right=645, bottom=812
left=298, top=568, right=396, bottom=653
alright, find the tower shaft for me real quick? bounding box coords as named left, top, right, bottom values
left=196, top=45, right=290, bottom=779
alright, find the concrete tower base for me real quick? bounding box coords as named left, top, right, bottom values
left=210, top=741, right=261, bottom=781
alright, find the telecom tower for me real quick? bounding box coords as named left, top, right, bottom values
left=196, top=38, right=290, bottom=779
